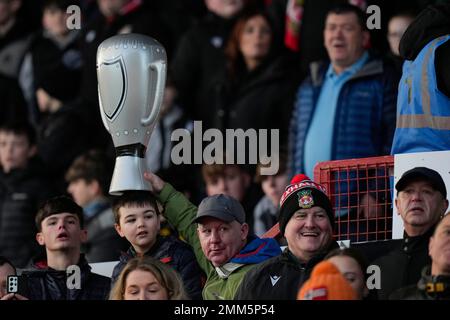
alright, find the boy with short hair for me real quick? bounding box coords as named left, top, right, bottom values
left=253, top=154, right=289, bottom=236
left=112, top=191, right=204, bottom=300
left=0, top=122, right=54, bottom=268
left=65, top=149, right=127, bottom=262
left=201, top=163, right=262, bottom=230
left=20, top=196, right=111, bottom=300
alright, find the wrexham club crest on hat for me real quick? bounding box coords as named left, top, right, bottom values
left=298, top=190, right=314, bottom=209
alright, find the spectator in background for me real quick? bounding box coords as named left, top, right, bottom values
left=391, top=212, right=450, bottom=300
left=143, top=171, right=281, bottom=300
left=170, top=0, right=249, bottom=130
left=22, top=0, right=83, bottom=125
left=20, top=196, right=111, bottom=300
left=150, top=0, right=207, bottom=50
left=0, top=0, right=33, bottom=79
left=391, top=3, right=450, bottom=155
left=145, top=76, right=192, bottom=175
left=235, top=174, right=338, bottom=299
left=110, top=256, right=188, bottom=300
left=211, top=10, right=296, bottom=145
left=253, top=153, right=288, bottom=236
left=385, top=12, right=414, bottom=73
left=325, top=247, right=370, bottom=300
left=65, top=149, right=127, bottom=263
left=0, top=122, right=54, bottom=268
left=288, top=4, right=398, bottom=237
left=289, top=3, right=397, bottom=180
left=0, top=73, right=28, bottom=126
left=374, top=167, right=449, bottom=300
left=202, top=162, right=262, bottom=230
left=111, top=191, right=204, bottom=300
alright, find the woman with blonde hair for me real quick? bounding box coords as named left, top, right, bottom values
left=109, top=256, right=188, bottom=300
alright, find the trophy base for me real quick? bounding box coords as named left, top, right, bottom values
left=109, top=156, right=152, bottom=195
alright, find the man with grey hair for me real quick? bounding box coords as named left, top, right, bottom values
left=143, top=171, right=281, bottom=300
left=374, top=167, right=449, bottom=299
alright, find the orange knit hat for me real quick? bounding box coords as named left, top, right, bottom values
left=297, top=260, right=357, bottom=300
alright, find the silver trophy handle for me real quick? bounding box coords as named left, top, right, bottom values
left=141, top=60, right=166, bottom=126
left=98, top=87, right=110, bottom=131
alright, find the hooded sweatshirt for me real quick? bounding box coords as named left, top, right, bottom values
left=399, top=3, right=450, bottom=97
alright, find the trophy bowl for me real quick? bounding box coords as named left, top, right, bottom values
left=97, top=33, right=167, bottom=195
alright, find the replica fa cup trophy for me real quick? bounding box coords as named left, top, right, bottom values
left=97, top=34, right=167, bottom=195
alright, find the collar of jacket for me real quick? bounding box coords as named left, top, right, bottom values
left=215, top=262, right=244, bottom=279
left=122, top=235, right=164, bottom=261
left=402, top=225, right=436, bottom=254
left=230, top=235, right=281, bottom=264
left=282, top=241, right=339, bottom=269
left=309, top=54, right=383, bottom=87
left=213, top=236, right=282, bottom=279
left=27, top=254, right=91, bottom=273
left=418, top=265, right=450, bottom=299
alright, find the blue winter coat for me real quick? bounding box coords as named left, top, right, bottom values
left=289, top=56, right=398, bottom=176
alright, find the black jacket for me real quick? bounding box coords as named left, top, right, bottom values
left=83, top=201, right=128, bottom=263
left=170, top=12, right=236, bottom=126
left=30, top=29, right=83, bottom=103
left=0, top=159, right=55, bottom=268
left=111, top=235, right=204, bottom=300
left=0, top=74, right=28, bottom=126
left=22, top=255, right=111, bottom=300
left=390, top=266, right=450, bottom=300
left=37, top=103, right=91, bottom=191
left=373, top=226, right=435, bottom=300
left=234, top=242, right=339, bottom=300
left=212, top=56, right=296, bottom=145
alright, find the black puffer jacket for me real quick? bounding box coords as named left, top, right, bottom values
left=111, top=235, right=204, bottom=300
left=234, top=242, right=339, bottom=300
left=390, top=266, right=450, bottom=300
left=0, top=159, right=55, bottom=268
left=22, top=255, right=111, bottom=300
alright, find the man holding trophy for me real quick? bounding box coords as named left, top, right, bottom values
left=97, top=33, right=280, bottom=300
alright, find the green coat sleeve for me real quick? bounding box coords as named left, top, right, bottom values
left=157, top=183, right=213, bottom=275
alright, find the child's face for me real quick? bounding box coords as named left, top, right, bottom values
left=36, top=213, right=87, bottom=252
left=205, top=166, right=249, bottom=201
left=115, top=204, right=160, bottom=254
left=0, top=131, right=34, bottom=173
left=262, top=173, right=289, bottom=206
left=67, top=179, right=98, bottom=207
left=42, top=7, right=69, bottom=37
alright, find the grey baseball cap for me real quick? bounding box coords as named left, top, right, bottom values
left=192, top=194, right=246, bottom=224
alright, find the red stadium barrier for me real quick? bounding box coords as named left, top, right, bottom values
left=262, top=156, right=394, bottom=243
